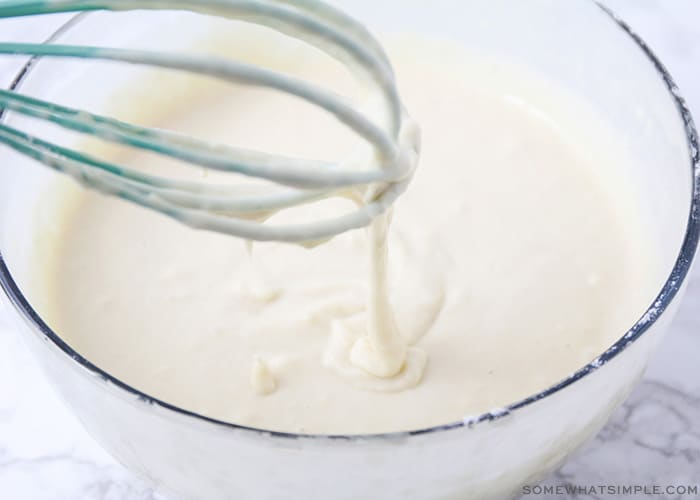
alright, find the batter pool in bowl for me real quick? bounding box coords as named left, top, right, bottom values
left=38, top=35, right=657, bottom=435
left=0, top=2, right=697, bottom=500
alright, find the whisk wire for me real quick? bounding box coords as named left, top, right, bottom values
left=0, top=0, right=418, bottom=243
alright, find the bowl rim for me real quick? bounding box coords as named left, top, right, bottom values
left=0, top=3, right=698, bottom=442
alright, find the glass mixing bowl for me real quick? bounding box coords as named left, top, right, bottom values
left=0, top=1, right=697, bottom=499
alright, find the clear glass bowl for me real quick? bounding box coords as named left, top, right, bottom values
left=0, top=2, right=697, bottom=499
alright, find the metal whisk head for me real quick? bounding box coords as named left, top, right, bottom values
left=0, top=0, right=419, bottom=244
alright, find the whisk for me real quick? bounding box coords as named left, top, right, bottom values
left=0, top=0, right=419, bottom=244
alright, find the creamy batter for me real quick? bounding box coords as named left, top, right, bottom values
left=38, top=36, right=657, bottom=434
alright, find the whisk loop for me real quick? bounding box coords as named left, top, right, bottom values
left=0, top=0, right=419, bottom=243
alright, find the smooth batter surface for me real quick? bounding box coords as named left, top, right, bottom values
left=39, top=37, right=657, bottom=434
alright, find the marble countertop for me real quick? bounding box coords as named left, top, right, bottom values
left=1, top=2, right=699, bottom=499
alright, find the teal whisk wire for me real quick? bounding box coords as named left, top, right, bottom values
left=0, top=0, right=419, bottom=244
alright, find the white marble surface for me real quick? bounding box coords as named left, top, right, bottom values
left=1, top=2, right=699, bottom=499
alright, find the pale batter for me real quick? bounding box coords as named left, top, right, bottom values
left=37, top=36, right=658, bottom=434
